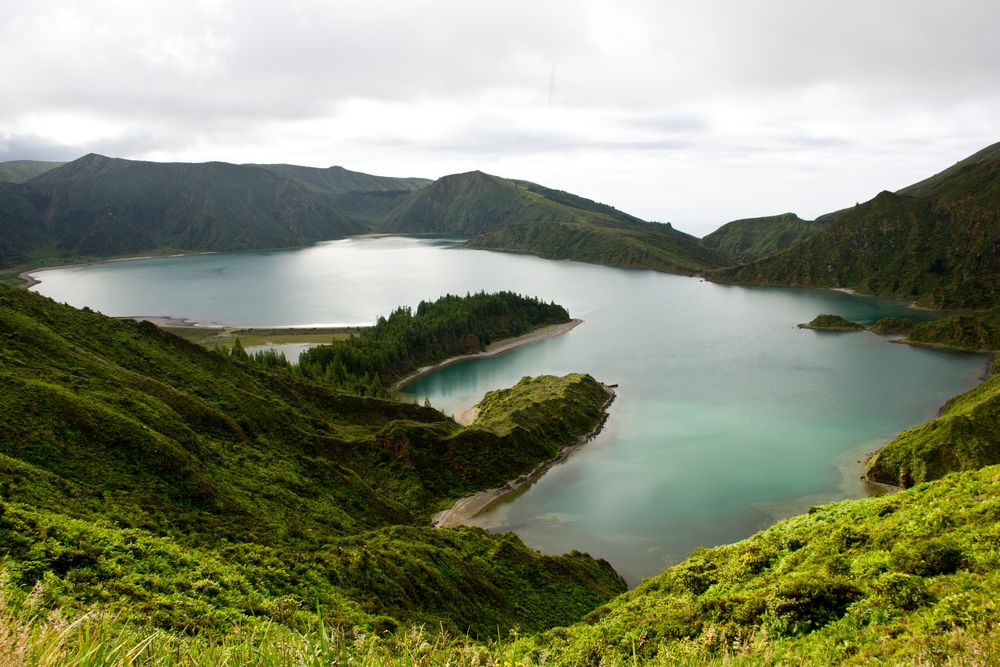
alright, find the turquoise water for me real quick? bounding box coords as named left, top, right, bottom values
left=30, top=236, right=987, bottom=585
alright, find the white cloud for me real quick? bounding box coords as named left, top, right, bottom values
left=1, top=0, right=999, bottom=236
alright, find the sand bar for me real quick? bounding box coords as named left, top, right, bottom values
left=433, top=385, right=616, bottom=528
left=392, top=319, right=583, bottom=392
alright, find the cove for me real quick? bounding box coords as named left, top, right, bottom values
left=29, top=236, right=987, bottom=585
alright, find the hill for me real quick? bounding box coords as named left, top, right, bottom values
left=0, top=159, right=65, bottom=183
left=0, top=181, right=47, bottom=266
left=710, top=149, right=1000, bottom=309
left=701, top=212, right=826, bottom=264
left=898, top=140, right=1000, bottom=198
left=862, top=309, right=1000, bottom=488
left=0, top=154, right=430, bottom=268
left=0, top=284, right=625, bottom=636
left=252, top=163, right=432, bottom=225
left=1, top=157, right=729, bottom=277
left=380, top=170, right=729, bottom=274
left=515, top=464, right=1000, bottom=664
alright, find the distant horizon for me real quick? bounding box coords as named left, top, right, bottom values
left=5, top=139, right=995, bottom=239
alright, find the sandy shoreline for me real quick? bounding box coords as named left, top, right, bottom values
left=456, top=406, right=479, bottom=426
left=392, top=319, right=583, bottom=392
left=433, top=385, right=616, bottom=528
left=17, top=254, right=182, bottom=289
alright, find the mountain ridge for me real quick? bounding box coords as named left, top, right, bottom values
left=709, top=154, right=1000, bottom=308
left=380, top=169, right=730, bottom=273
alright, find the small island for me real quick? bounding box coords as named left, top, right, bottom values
left=798, top=313, right=865, bottom=331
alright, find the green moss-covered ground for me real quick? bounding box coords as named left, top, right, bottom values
left=514, top=465, right=1000, bottom=665
left=0, top=284, right=624, bottom=638
left=866, top=356, right=1000, bottom=488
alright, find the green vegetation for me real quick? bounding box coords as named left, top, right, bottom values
left=297, top=291, right=570, bottom=394
left=468, top=219, right=726, bottom=275
left=0, top=156, right=733, bottom=280
left=905, top=306, right=1000, bottom=351
left=712, top=151, right=1000, bottom=309
left=6, top=146, right=1000, bottom=663
left=798, top=314, right=865, bottom=331
left=0, top=283, right=624, bottom=639
left=865, top=307, right=1000, bottom=489
left=379, top=170, right=729, bottom=274
left=0, top=159, right=64, bottom=183
left=0, top=154, right=429, bottom=268
left=897, top=140, right=1000, bottom=197
left=474, top=373, right=611, bottom=443
left=866, top=350, right=999, bottom=488
left=4, top=467, right=998, bottom=664
left=512, top=465, right=1000, bottom=664
left=870, top=316, right=915, bottom=335
left=701, top=212, right=826, bottom=264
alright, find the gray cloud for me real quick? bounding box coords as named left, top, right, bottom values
left=1, top=0, right=998, bottom=234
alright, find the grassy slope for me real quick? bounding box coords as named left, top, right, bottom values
left=0, top=284, right=625, bottom=636
left=474, top=373, right=611, bottom=442
left=6, top=468, right=997, bottom=665
left=514, top=465, right=1000, bottom=665
left=711, top=157, right=1000, bottom=309
left=863, top=310, right=1000, bottom=487
left=898, top=140, right=1000, bottom=198
left=701, top=213, right=825, bottom=264
left=0, top=155, right=432, bottom=270
left=24, top=154, right=368, bottom=257
left=252, top=164, right=432, bottom=225
left=906, top=305, right=1000, bottom=351
left=251, top=163, right=430, bottom=195
left=0, top=182, right=48, bottom=265
left=0, top=160, right=65, bottom=184
left=379, top=171, right=729, bottom=274
left=866, top=358, right=1000, bottom=488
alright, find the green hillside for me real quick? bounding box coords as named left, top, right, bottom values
left=898, top=140, right=1000, bottom=197
left=254, top=163, right=430, bottom=195
left=0, top=284, right=624, bottom=636
left=905, top=305, right=1000, bottom=351
left=1, top=156, right=730, bottom=278
left=380, top=170, right=729, bottom=273
left=0, top=159, right=64, bottom=183
left=863, top=309, right=1000, bottom=488
left=379, top=170, right=550, bottom=236
left=0, top=181, right=47, bottom=265
left=467, top=218, right=727, bottom=274
left=253, top=163, right=432, bottom=225
left=514, top=465, right=1000, bottom=664
left=25, top=154, right=369, bottom=258
left=711, top=154, right=1000, bottom=308
left=701, top=212, right=826, bottom=264
left=866, top=357, right=1000, bottom=488
left=0, top=154, right=430, bottom=270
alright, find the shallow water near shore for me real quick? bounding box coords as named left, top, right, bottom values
left=30, top=236, right=987, bottom=585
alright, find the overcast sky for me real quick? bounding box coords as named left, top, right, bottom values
left=2, top=0, right=998, bottom=236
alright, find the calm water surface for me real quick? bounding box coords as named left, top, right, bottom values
left=31, top=237, right=987, bottom=585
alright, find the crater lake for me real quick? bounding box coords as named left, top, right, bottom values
left=29, top=235, right=988, bottom=585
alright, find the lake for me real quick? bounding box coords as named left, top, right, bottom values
left=30, top=236, right=987, bottom=585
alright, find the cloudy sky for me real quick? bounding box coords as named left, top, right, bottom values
left=2, top=0, right=998, bottom=236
